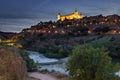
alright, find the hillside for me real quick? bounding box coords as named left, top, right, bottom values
left=1, top=14, right=120, bottom=58
left=0, top=31, right=16, bottom=41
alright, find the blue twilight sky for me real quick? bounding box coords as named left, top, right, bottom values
left=0, top=0, right=120, bottom=32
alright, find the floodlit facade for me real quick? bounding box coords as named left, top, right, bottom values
left=57, top=10, right=83, bottom=21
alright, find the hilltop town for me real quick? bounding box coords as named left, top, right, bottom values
left=22, top=11, right=120, bottom=35
left=1, top=11, right=120, bottom=40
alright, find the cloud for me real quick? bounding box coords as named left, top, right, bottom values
left=0, top=0, right=120, bottom=32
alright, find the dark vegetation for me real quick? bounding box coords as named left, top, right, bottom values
left=0, top=31, right=16, bottom=40
left=23, top=35, right=120, bottom=60
left=89, top=36, right=120, bottom=58
left=67, top=44, right=120, bottom=80
left=93, top=26, right=111, bottom=34
left=19, top=50, right=37, bottom=71
left=44, top=46, right=70, bottom=58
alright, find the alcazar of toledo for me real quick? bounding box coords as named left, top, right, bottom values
left=57, top=10, right=83, bottom=21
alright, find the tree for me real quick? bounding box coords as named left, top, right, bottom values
left=93, top=26, right=111, bottom=34
left=67, top=45, right=120, bottom=80
left=90, top=36, right=120, bottom=58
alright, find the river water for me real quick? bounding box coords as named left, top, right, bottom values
left=28, top=51, right=120, bottom=76
left=28, top=51, right=68, bottom=75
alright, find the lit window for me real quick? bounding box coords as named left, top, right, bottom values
left=55, top=30, right=58, bottom=33
left=61, top=30, right=65, bottom=34
left=88, top=30, right=91, bottom=34
left=105, top=19, right=108, bottom=21
left=84, top=24, right=87, bottom=26
left=113, top=30, right=116, bottom=33
left=51, top=25, right=56, bottom=28
left=118, top=31, right=120, bottom=34
left=115, top=19, right=117, bottom=22
left=48, top=30, right=51, bottom=33
left=78, top=31, right=81, bottom=33
left=90, top=22, right=92, bottom=25
left=67, top=25, right=70, bottom=27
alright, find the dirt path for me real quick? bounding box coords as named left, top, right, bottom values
left=28, top=72, right=59, bottom=80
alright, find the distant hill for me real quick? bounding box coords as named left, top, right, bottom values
left=0, top=31, right=16, bottom=40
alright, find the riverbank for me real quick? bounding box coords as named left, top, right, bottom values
left=28, top=50, right=120, bottom=80
left=27, top=77, right=39, bottom=80
left=28, top=71, right=68, bottom=80
left=28, top=51, right=68, bottom=75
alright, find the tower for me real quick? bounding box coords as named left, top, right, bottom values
left=74, top=10, right=79, bottom=15
left=73, top=10, right=79, bottom=19
left=57, top=13, right=61, bottom=20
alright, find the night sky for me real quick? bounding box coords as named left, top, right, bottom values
left=0, top=0, right=120, bottom=32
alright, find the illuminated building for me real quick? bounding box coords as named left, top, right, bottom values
left=57, top=10, right=83, bottom=21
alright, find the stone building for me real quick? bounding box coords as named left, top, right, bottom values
left=57, top=10, right=83, bottom=21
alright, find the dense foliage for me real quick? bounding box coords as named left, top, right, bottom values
left=44, top=46, right=70, bottom=58
left=0, top=42, right=8, bottom=47
left=90, top=36, right=120, bottom=58
left=19, top=50, right=37, bottom=71
left=93, top=26, right=111, bottom=34
left=67, top=45, right=120, bottom=80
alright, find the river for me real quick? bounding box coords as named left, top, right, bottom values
left=27, top=51, right=68, bottom=75
left=27, top=51, right=120, bottom=76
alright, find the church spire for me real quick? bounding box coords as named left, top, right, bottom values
left=75, top=8, right=77, bottom=12
left=58, top=13, right=61, bottom=15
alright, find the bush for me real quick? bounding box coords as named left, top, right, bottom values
left=67, top=44, right=120, bottom=80
left=56, top=72, right=66, bottom=79
left=19, top=50, right=37, bottom=71
left=44, top=46, right=69, bottom=58
left=93, top=26, right=111, bottom=34
left=0, top=42, right=8, bottom=47
left=90, top=37, right=120, bottom=58
left=90, top=37, right=112, bottom=48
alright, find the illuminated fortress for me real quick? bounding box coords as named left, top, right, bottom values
left=57, top=10, right=83, bottom=21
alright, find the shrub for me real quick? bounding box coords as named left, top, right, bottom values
left=19, top=50, right=37, bottom=71
left=44, top=46, right=69, bottom=58
left=90, top=37, right=120, bottom=58
left=93, top=26, right=111, bottom=34
left=67, top=44, right=120, bottom=80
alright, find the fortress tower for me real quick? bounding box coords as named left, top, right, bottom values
left=57, top=10, right=83, bottom=21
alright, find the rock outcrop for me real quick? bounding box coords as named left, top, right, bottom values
left=0, top=46, right=27, bottom=80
